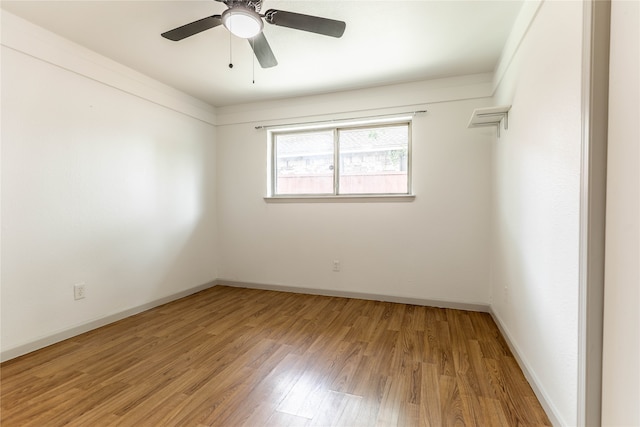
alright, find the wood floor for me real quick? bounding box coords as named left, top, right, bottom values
left=1, top=286, right=551, bottom=426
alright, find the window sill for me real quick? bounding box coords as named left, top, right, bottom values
left=264, top=194, right=416, bottom=203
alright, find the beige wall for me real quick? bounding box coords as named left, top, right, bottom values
left=490, top=1, right=584, bottom=425
left=1, top=14, right=218, bottom=357
left=216, top=79, right=494, bottom=306
left=601, top=1, right=640, bottom=425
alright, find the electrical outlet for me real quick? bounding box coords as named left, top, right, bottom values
left=332, top=260, right=341, bottom=272
left=74, top=283, right=86, bottom=300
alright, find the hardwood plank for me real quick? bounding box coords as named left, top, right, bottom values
left=397, top=401, right=422, bottom=427
left=228, top=352, right=307, bottom=426
left=0, top=286, right=551, bottom=426
left=435, top=319, right=456, bottom=377
left=265, top=411, right=311, bottom=427
left=375, top=375, right=402, bottom=426
left=420, top=362, right=442, bottom=426
left=439, top=374, right=467, bottom=426
left=309, top=390, right=362, bottom=427
left=479, top=396, right=511, bottom=426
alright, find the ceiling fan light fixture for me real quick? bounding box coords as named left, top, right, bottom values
left=222, top=7, right=264, bottom=39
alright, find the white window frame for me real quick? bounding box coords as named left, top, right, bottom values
left=266, top=118, right=414, bottom=201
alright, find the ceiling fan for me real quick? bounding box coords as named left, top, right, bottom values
left=161, top=0, right=346, bottom=69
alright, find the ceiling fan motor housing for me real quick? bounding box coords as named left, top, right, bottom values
left=219, top=0, right=263, bottom=13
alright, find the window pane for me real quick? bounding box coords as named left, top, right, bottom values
left=338, top=125, right=409, bottom=194
left=275, top=131, right=334, bottom=195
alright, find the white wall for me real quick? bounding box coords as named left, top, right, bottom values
left=216, top=78, right=494, bottom=306
left=1, top=13, right=218, bottom=358
left=490, top=1, right=583, bottom=425
left=601, top=1, right=640, bottom=425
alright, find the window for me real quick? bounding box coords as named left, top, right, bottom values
left=269, top=120, right=411, bottom=197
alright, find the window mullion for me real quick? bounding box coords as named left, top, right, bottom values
left=271, top=134, right=277, bottom=196
left=334, top=128, right=340, bottom=195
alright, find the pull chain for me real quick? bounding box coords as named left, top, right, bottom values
left=228, top=31, right=233, bottom=68
left=251, top=38, right=255, bottom=84
left=228, top=31, right=256, bottom=85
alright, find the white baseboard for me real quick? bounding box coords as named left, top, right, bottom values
left=1, top=279, right=487, bottom=363
left=489, top=308, right=564, bottom=427
left=216, top=279, right=491, bottom=313
left=0, top=281, right=217, bottom=363
left=3, top=278, right=561, bottom=426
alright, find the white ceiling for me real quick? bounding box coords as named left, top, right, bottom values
left=1, top=0, right=523, bottom=107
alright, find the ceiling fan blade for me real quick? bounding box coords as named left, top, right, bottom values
left=264, top=9, right=346, bottom=38
left=249, top=33, right=278, bottom=68
left=161, top=15, right=222, bottom=41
